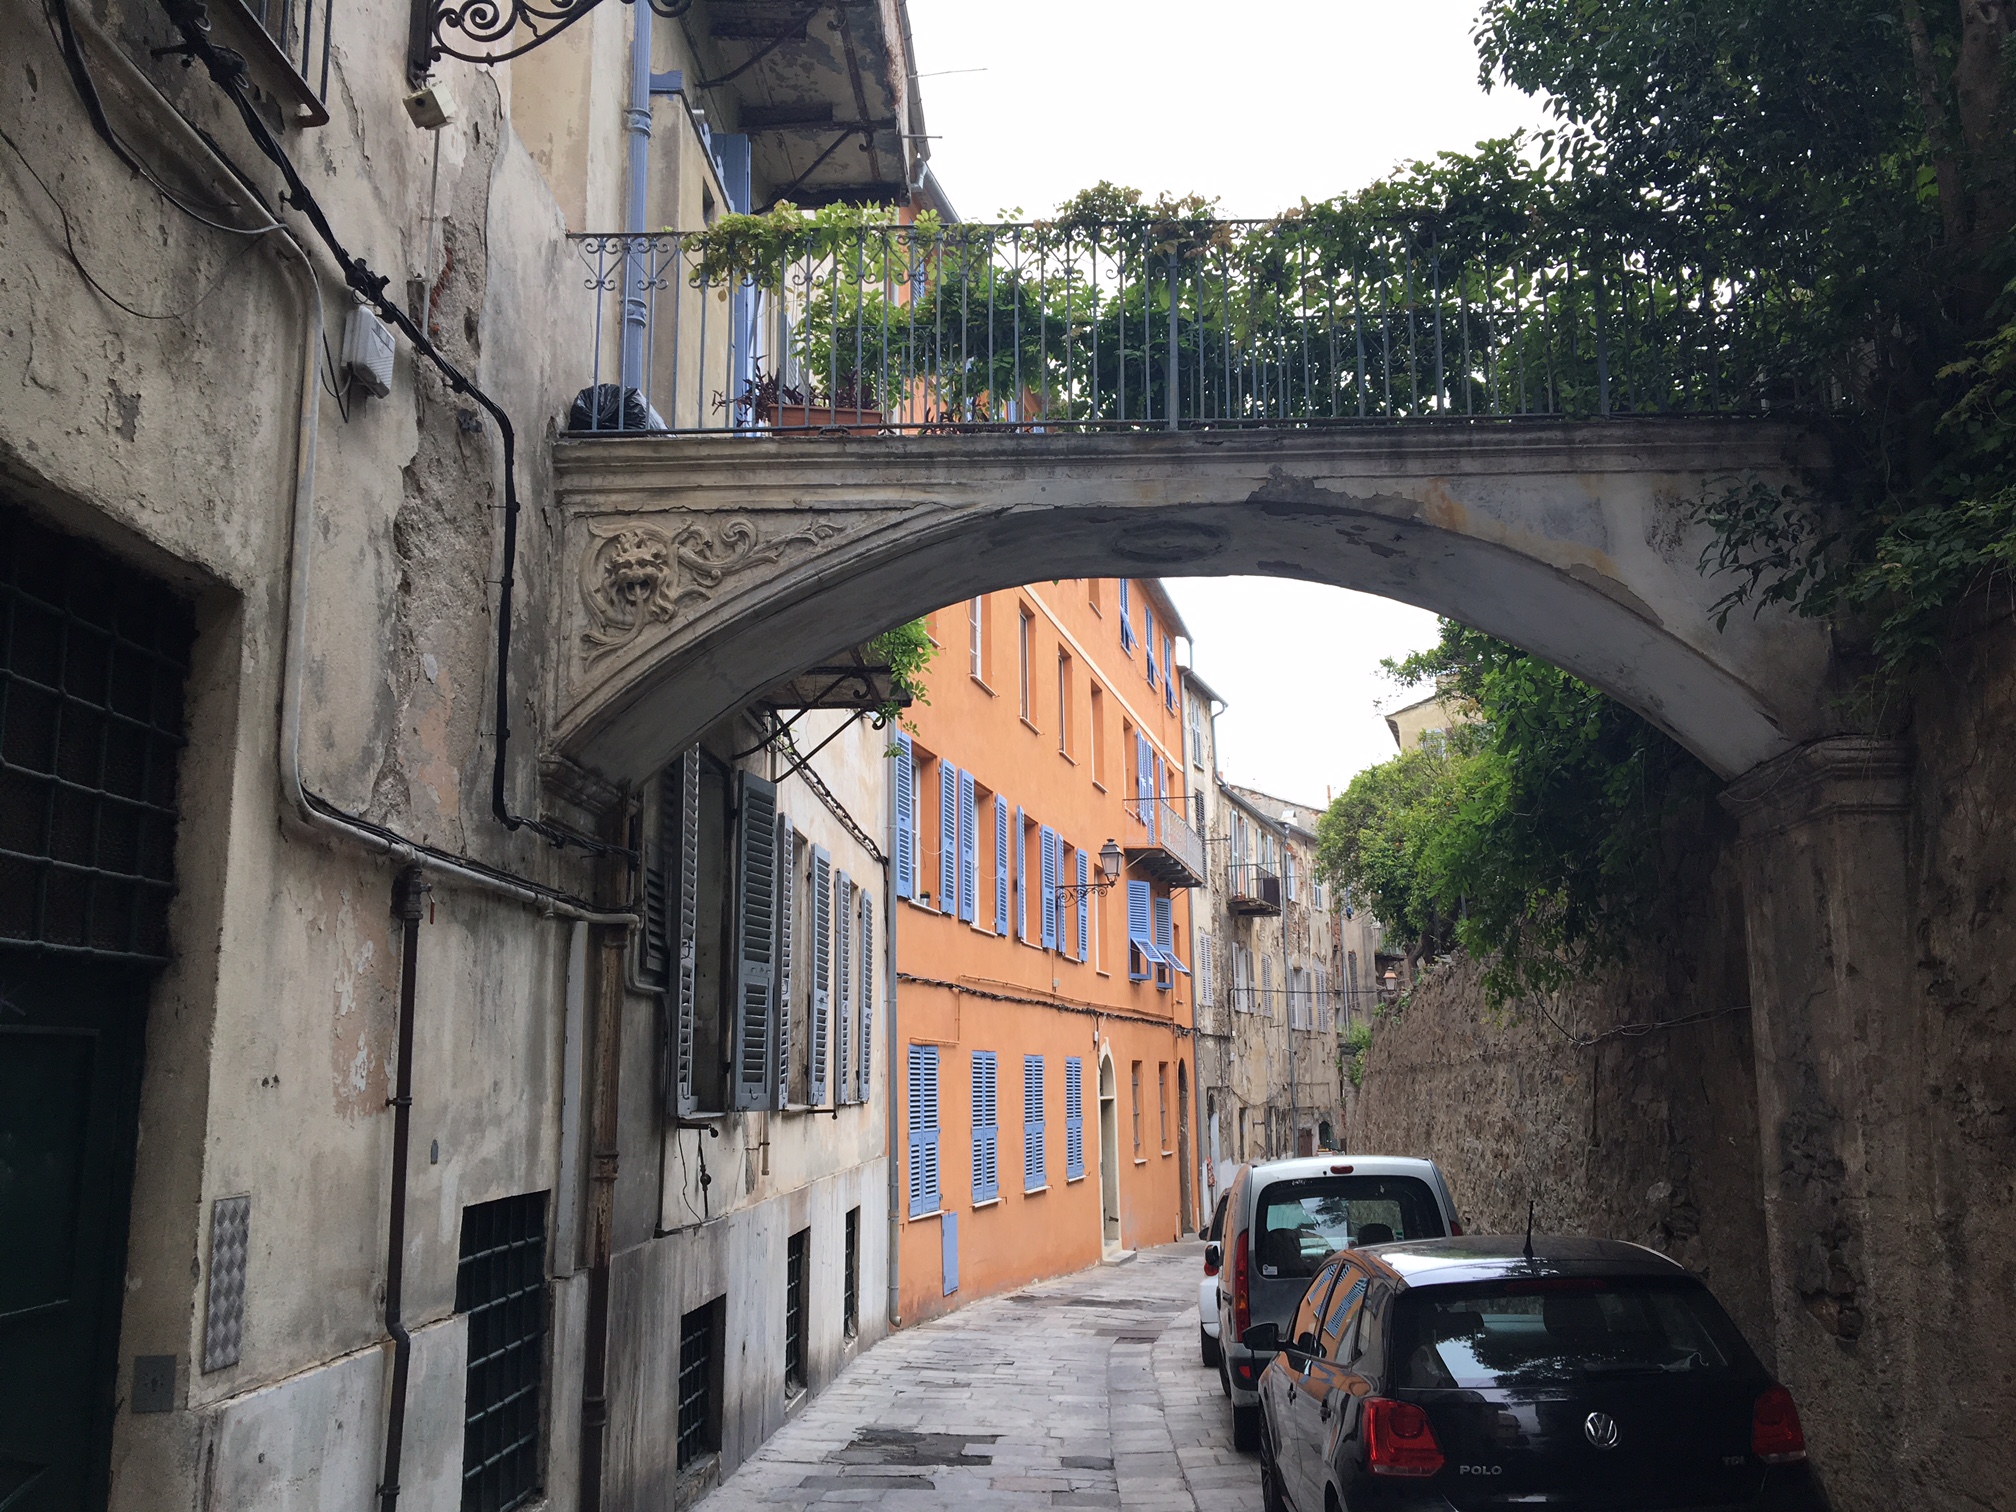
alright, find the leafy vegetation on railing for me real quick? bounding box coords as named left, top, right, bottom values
left=1315, top=622, right=1715, bottom=1006
left=865, top=618, right=936, bottom=731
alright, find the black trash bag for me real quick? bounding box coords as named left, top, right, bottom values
left=568, top=384, right=663, bottom=432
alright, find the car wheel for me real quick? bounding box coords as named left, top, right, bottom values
left=1200, top=1325, right=1222, bottom=1369
left=1259, top=1441, right=1290, bottom=1512
left=1217, top=1349, right=1232, bottom=1399
left=1232, top=1401, right=1262, bottom=1453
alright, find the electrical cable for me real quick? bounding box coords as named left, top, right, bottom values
left=153, top=0, right=629, bottom=860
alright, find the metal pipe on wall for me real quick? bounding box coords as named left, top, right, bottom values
left=377, top=866, right=429, bottom=1512
left=577, top=922, right=628, bottom=1510
left=885, top=741, right=903, bottom=1328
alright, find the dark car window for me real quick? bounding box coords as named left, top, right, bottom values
left=1208, top=1194, right=1229, bottom=1242
left=1289, top=1258, right=1344, bottom=1349
left=1393, top=1278, right=1753, bottom=1389
left=1253, top=1176, right=1445, bottom=1278
left=1320, top=1269, right=1369, bottom=1362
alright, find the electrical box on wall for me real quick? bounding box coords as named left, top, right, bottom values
left=342, top=306, right=395, bottom=399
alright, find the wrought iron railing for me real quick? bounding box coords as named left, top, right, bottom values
left=562, top=219, right=1833, bottom=436
left=1123, top=796, right=1205, bottom=883
left=1227, top=863, right=1282, bottom=913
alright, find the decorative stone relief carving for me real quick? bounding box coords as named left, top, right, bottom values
left=579, top=516, right=846, bottom=661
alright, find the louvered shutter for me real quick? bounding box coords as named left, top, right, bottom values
left=938, top=763, right=957, bottom=912
left=773, top=815, right=794, bottom=1110
left=1119, top=579, right=1134, bottom=650
left=957, top=770, right=978, bottom=923
left=1153, top=755, right=1166, bottom=842
left=1196, top=931, right=1213, bottom=1011
left=1023, top=1055, right=1046, bottom=1191
left=856, top=892, right=874, bottom=1103
left=1015, top=807, right=1027, bottom=943
left=671, top=747, right=702, bottom=1118
left=1145, top=607, right=1157, bottom=688
left=971, top=1052, right=998, bottom=1202
left=1065, top=1057, right=1085, bottom=1180
left=639, top=764, right=677, bottom=983
left=1164, top=637, right=1177, bottom=710
left=893, top=732, right=915, bottom=899
left=1075, top=849, right=1089, bottom=961
left=1154, top=894, right=1189, bottom=978
left=1039, top=826, right=1058, bottom=950
left=810, top=845, right=831, bottom=1105
left=834, top=872, right=853, bottom=1103
left=1127, top=880, right=1164, bottom=981
left=1135, top=734, right=1152, bottom=822
left=907, top=1044, right=939, bottom=1217
left=729, top=773, right=780, bottom=1109
left=993, top=796, right=1009, bottom=934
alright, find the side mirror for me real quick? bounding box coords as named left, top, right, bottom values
left=1295, top=1332, right=1319, bottom=1358
left=1241, top=1323, right=1281, bottom=1354
left=1204, top=1243, right=1222, bottom=1275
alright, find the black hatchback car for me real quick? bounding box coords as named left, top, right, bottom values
left=1246, top=1236, right=1828, bottom=1511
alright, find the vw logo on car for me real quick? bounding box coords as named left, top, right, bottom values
left=1584, top=1411, right=1622, bottom=1450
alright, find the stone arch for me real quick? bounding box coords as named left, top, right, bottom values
left=550, top=420, right=1838, bottom=788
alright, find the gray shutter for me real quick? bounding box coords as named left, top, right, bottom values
left=638, top=765, right=676, bottom=983
left=810, top=845, right=831, bottom=1105
left=773, top=816, right=794, bottom=1111
left=835, top=871, right=853, bottom=1104
left=671, top=746, right=702, bottom=1119
left=730, top=772, right=779, bottom=1110
left=893, top=732, right=915, bottom=898
left=857, top=891, right=874, bottom=1104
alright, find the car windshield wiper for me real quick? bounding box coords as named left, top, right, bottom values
left=1577, top=1360, right=1684, bottom=1376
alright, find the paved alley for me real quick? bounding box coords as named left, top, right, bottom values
left=695, top=1241, right=1261, bottom=1511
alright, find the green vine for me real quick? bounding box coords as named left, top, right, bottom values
left=866, top=618, right=936, bottom=732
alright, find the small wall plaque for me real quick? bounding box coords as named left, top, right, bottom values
left=132, top=1354, right=176, bottom=1414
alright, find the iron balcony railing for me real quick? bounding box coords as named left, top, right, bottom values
left=562, top=218, right=1836, bottom=436
left=1122, top=796, right=1204, bottom=889
left=1227, top=863, right=1282, bottom=915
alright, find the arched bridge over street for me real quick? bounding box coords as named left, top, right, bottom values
left=548, top=416, right=1836, bottom=791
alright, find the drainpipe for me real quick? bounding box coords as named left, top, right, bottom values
left=378, top=866, right=429, bottom=1512
left=1281, top=847, right=1296, bottom=1158
left=577, top=922, right=627, bottom=1511
left=620, top=0, right=654, bottom=393
left=885, top=741, right=903, bottom=1328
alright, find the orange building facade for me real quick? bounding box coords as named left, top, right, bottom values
left=892, top=577, right=1205, bottom=1323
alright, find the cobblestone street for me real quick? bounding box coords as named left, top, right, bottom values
left=696, top=1241, right=1260, bottom=1511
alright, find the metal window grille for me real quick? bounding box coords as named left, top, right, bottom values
left=785, top=1228, right=809, bottom=1393
left=251, top=0, right=336, bottom=105
left=677, top=1302, right=718, bottom=1468
left=455, top=1191, right=548, bottom=1512
left=843, top=1207, right=860, bottom=1338
left=0, top=506, right=193, bottom=963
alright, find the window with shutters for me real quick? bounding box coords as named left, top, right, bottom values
left=1261, top=956, right=1274, bottom=1020
left=1152, top=895, right=1189, bottom=990
left=1187, top=695, right=1205, bottom=770
left=809, top=845, right=832, bottom=1106
left=772, top=816, right=795, bottom=1112
left=1118, top=578, right=1135, bottom=651
left=1126, top=880, right=1166, bottom=983
left=1131, top=1061, right=1144, bottom=1156
left=970, top=1052, right=998, bottom=1202
left=893, top=733, right=917, bottom=901
left=833, top=872, right=853, bottom=1104
left=968, top=594, right=988, bottom=683
left=1017, top=605, right=1034, bottom=722
left=856, top=891, right=875, bottom=1105
left=907, top=1044, right=940, bottom=1217
left=1163, top=636, right=1177, bottom=712
left=937, top=760, right=957, bottom=914
left=957, top=771, right=978, bottom=925
left=1038, top=826, right=1059, bottom=950
left=1144, top=606, right=1158, bottom=688
left=1015, top=811, right=1032, bottom=944
left=1065, top=1058, right=1085, bottom=1181
left=991, top=794, right=1010, bottom=936
left=1074, top=849, right=1090, bottom=962
left=1089, top=685, right=1106, bottom=785
left=1196, top=932, right=1214, bottom=1010
left=787, top=827, right=815, bottom=1105
left=1056, top=650, right=1071, bottom=755
left=1023, top=1055, right=1046, bottom=1191
left=729, top=771, right=781, bottom=1111
left=666, top=747, right=741, bottom=1118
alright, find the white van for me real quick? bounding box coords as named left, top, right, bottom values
left=1208, top=1154, right=1462, bottom=1450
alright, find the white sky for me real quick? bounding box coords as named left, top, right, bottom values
left=905, top=0, right=1552, bottom=802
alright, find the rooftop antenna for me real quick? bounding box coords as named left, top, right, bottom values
left=1522, top=1200, right=1536, bottom=1262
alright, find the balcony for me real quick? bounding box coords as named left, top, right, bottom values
left=1123, top=798, right=1205, bottom=889
left=1227, top=863, right=1282, bottom=916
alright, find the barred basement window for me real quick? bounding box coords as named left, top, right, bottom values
left=785, top=1227, right=810, bottom=1394
left=677, top=1300, right=721, bottom=1469
left=843, top=1207, right=860, bottom=1339
left=455, top=1191, right=548, bottom=1512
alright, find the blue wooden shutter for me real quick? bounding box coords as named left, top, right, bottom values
left=1015, top=808, right=1028, bottom=942
left=993, top=796, right=1009, bottom=934
left=1023, top=1055, right=1046, bottom=1191
left=938, top=762, right=957, bottom=912
left=893, top=733, right=915, bottom=898
left=810, top=846, right=831, bottom=1105
left=1075, top=849, right=1089, bottom=961
left=971, top=1051, right=999, bottom=1202
left=1153, top=755, right=1166, bottom=842
left=1127, top=880, right=1164, bottom=981
left=941, top=1209, right=959, bottom=1296
left=1065, top=1057, right=1085, bottom=1180
left=958, top=770, right=978, bottom=923
left=772, top=815, right=794, bottom=1111
left=834, top=872, right=853, bottom=1100
left=1154, top=894, right=1189, bottom=983
left=1164, top=636, right=1177, bottom=710
left=1119, top=579, right=1134, bottom=650
left=1135, top=733, right=1152, bottom=821
left=1145, top=606, right=1157, bottom=687
left=1039, top=826, right=1058, bottom=949
left=856, top=891, right=874, bottom=1103
left=907, top=1044, right=939, bottom=1217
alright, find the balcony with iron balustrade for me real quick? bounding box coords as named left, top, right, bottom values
left=1122, top=797, right=1204, bottom=890
left=1227, top=863, right=1282, bottom=916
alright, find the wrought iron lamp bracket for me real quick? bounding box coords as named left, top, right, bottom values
left=408, top=0, right=693, bottom=81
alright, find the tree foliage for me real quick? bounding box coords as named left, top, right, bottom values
left=1316, top=623, right=1714, bottom=1005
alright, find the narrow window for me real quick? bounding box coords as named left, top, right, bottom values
left=1158, top=1063, right=1170, bottom=1151
left=1089, top=685, right=1106, bottom=784
left=1056, top=650, right=1071, bottom=754
left=1087, top=578, right=1101, bottom=615
left=1131, top=1061, right=1143, bottom=1154
left=785, top=1227, right=810, bottom=1395
left=457, top=1191, right=548, bottom=1512
left=843, top=1208, right=860, bottom=1339
left=969, top=595, right=986, bottom=681
left=677, top=1300, right=722, bottom=1469
left=1017, top=607, right=1033, bottom=721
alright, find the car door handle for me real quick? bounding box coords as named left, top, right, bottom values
left=1318, top=1398, right=1332, bottom=1422
left=1285, top=1382, right=1296, bottom=1403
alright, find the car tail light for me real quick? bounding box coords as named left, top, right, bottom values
left=1449, top=1218, right=1463, bottom=1236
left=1203, top=1252, right=1219, bottom=1277
left=1232, top=1229, right=1251, bottom=1336
left=1365, top=1398, right=1445, bottom=1478
left=1752, top=1386, right=1807, bottom=1464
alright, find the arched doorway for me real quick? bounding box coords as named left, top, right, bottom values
left=1098, top=1053, right=1120, bottom=1254
left=1176, top=1061, right=1193, bottom=1236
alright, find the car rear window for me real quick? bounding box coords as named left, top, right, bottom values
left=1252, top=1176, right=1444, bottom=1278
left=1392, top=1278, right=1751, bottom=1389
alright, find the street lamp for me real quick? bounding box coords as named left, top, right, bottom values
left=1058, top=839, right=1125, bottom=898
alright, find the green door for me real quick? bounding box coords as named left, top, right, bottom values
left=0, top=959, right=147, bottom=1512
